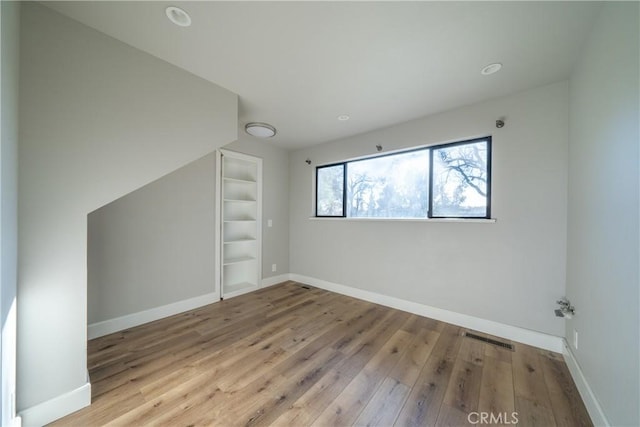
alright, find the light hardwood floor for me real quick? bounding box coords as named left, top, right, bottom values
left=52, top=281, right=592, bottom=426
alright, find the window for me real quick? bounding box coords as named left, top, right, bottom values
left=430, top=139, right=491, bottom=218
left=315, top=137, right=491, bottom=219
left=316, top=164, right=345, bottom=217
left=347, top=150, right=428, bottom=218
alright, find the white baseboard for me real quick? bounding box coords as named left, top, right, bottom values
left=87, top=278, right=295, bottom=340
left=563, top=341, right=609, bottom=426
left=6, top=415, right=21, bottom=427
left=19, top=381, right=90, bottom=427
left=289, top=274, right=563, bottom=353
left=262, top=274, right=292, bottom=288
left=88, top=292, right=220, bottom=339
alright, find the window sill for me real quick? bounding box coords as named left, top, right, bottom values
left=309, top=217, right=497, bottom=223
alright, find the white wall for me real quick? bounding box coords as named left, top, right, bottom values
left=290, top=81, right=569, bottom=337
left=88, top=153, right=218, bottom=325
left=226, top=135, right=291, bottom=279
left=567, top=3, right=639, bottom=426
left=18, top=3, right=237, bottom=422
left=1, top=2, right=20, bottom=425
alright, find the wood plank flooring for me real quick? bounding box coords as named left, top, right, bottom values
left=51, top=282, right=592, bottom=426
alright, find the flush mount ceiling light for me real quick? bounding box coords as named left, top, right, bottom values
left=481, top=63, right=502, bottom=75
left=337, top=114, right=350, bottom=121
left=245, top=122, right=277, bottom=138
left=165, top=6, right=192, bottom=27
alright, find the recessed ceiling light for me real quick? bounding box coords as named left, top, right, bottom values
left=337, top=115, right=350, bottom=121
left=481, top=63, right=502, bottom=75
left=245, top=122, right=277, bottom=138
left=165, top=6, right=192, bottom=27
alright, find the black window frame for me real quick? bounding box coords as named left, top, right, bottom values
left=314, top=136, right=492, bottom=220
left=315, top=162, right=347, bottom=218
left=429, top=137, right=492, bottom=219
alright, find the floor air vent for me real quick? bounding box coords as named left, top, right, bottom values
left=300, top=285, right=311, bottom=290
left=464, top=332, right=514, bottom=351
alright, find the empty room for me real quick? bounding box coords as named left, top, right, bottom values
left=1, top=1, right=638, bottom=426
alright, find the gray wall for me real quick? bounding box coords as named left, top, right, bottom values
left=1, top=2, right=20, bottom=424
left=290, top=81, right=569, bottom=337
left=226, top=135, right=290, bottom=279
left=88, top=153, right=217, bottom=324
left=18, top=3, right=237, bottom=417
left=566, top=3, right=639, bottom=426
left=87, top=135, right=289, bottom=326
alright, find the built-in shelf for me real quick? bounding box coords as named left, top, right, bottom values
left=223, top=238, right=256, bottom=244
left=223, top=177, right=255, bottom=184
left=223, top=198, right=256, bottom=203
left=219, top=149, right=262, bottom=300
left=222, top=282, right=256, bottom=299
left=223, top=256, right=255, bottom=266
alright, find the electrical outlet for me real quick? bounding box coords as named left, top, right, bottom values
left=272, top=264, right=277, bottom=272
left=573, top=329, right=578, bottom=350
left=267, top=219, right=273, bottom=227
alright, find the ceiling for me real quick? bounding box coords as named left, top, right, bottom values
left=45, top=1, right=601, bottom=150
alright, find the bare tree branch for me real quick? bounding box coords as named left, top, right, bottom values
left=438, top=147, right=487, bottom=198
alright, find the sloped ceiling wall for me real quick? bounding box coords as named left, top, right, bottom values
left=18, top=2, right=237, bottom=417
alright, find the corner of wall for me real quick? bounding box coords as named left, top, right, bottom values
left=562, top=341, right=610, bottom=426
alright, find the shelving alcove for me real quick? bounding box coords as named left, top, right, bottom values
left=216, top=149, right=262, bottom=299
